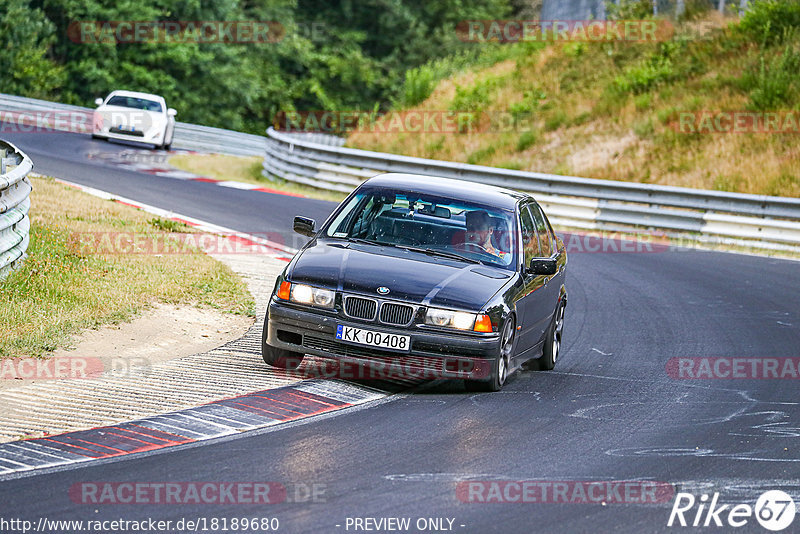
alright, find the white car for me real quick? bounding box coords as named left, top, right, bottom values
left=92, top=90, right=176, bottom=150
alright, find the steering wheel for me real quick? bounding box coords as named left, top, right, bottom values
left=454, top=242, right=490, bottom=253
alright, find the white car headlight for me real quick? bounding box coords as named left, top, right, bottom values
left=288, top=283, right=335, bottom=309
left=424, top=308, right=477, bottom=330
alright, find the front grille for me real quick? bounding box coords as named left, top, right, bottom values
left=344, top=296, right=377, bottom=320
left=379, top=303, right=414, bottom=325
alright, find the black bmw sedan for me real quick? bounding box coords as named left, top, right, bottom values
left=262, top=173, right=567, bottom=391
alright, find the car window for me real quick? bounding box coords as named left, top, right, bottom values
left=324, top=188, right=517, bottom=270
left=106, top=96, right=163, bottom=112
left=519, top=203, right=540, bottom=266
left=529, top=203, right=553, bottom=257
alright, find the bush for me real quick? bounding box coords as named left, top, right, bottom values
left=743, top=43, right=800, bottom=110
left=516, top=130, right=539, bottom=151
left=399, top=66, right=436, bottom=107
left=614, top=42, right=681, bottom=94
left=739, top=0, right=800, bottom=46
left=605, top=0, right=654, bottom=20
left=450, top=77, right=500, bottom=113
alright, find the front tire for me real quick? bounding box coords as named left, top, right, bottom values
left=262, top=343, right=304, bottom=369
left=539, top=301, right=565, bottom=371
left=466, top=318, right=515, bottom=392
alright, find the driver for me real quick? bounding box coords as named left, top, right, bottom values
left=465, top=210, right=506, bottom=259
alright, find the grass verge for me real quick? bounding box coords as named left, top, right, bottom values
left=0, top=176, right=255, bottom=358
left=169, top=153, right=348, bottom=202
left=347, top=5, right=800, bottom=198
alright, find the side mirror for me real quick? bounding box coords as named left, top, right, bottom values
left=167, top=108, right=177, bottom=117
left=94, top=98, right=104, bottom=107
left=293, top=216, right=316, bottom=237
left=528, top=258, right=557, bottom=276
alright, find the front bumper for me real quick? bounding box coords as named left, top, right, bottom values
left=264, top=299, right=501, bottom=381
left=93, top=127, right=165, bottom=144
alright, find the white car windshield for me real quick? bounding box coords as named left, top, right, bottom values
left=106, top=96, right=163, bottom=112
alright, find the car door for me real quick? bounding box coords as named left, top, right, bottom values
left=514, top=202, right=552, bottom=354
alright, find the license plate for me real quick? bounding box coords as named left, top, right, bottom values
left=117, top=125, right=135, bottom=132
left=336, top=325, right=410, bottom=351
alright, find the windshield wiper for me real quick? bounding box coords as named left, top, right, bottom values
left=345, top=238, right=485, bottom=265
left=398, top=245, right=484, bottom=265
left=345, top=237, right=387, bottom=246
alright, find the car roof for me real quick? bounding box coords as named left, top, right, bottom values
left=361, top=173, right=529, bottom=210
left=106, top=90, right=165, bottom=103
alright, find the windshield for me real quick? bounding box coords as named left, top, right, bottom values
left=106, top=95, right=163, bottom=112
left=325, top=188, right=517, bottom=270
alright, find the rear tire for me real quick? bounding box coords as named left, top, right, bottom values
left=262, top=343, right=304, bottom=370
left=539, top=301, right=565, bottom=371
left=465, top=318, right=514, bottom=392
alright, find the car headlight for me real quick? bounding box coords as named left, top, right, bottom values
left=424, top=308, right=493, bottom=332
left=276, top=281, right=335, bottom=309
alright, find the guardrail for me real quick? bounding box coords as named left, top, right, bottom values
left=0, top=140, right=33, bottom=278
left=0, top=93, right=265, bottom=156
left=263, top=127, right=800, bottom=251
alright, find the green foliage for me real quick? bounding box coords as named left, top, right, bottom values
left=399, top=66, right=437, bottom=108
left=544, top=110, right=568, bottom=132
left=395, top=48, right=514, bottom=107
left=739, top=0, right=800, bottom=46
left=677, top=0, right=715, bottom=21
left=742, top=42, right=800, bottom=110
left=515, top=130, right=538, bottom=151
left=450, top=78, right=497, bottom=113
left=466, top=144, right=496, bottom=164
left=604, top=0, right=655, bottom=20
left=0, top=0, right=64, bottom=98
left=713, top=173, right=744, bottom=192
left=6, top=0, right=512, bottom=134
left=764, top=172, right=800, bottom=197
left=614, top=42, right=684, bottom=95
left=149, top=217, right=189, bottom=232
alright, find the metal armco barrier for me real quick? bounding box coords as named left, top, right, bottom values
left=0, top=140, right=33, bottom=278
left=0, top=93, right=265, bottom=156
left=263, top=127, right=800, bottom=251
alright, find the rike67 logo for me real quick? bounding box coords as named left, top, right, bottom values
left=668, top=490, right=796, bottom=531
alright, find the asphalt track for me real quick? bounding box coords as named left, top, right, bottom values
left=1, top=130, right=799, bottom=533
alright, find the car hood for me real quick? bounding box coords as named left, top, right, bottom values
left=288, top=240, right=512, bottom=311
